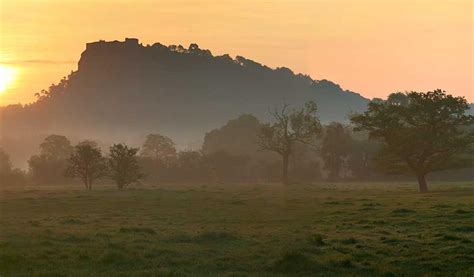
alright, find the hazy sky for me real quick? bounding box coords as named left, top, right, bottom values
left=0, top=0, right=472, bottom=105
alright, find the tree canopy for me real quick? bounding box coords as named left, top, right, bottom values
left=351, top=90, right=474, bottom=192
left=28, top=135, right=73, bottom=184
left=141, top=134, right=177, bottom=163
left=321, top=123, right=352, bottom=180
left=108, top=144, right=143, bottom=189
left=66, top=142, right=108, bottom=190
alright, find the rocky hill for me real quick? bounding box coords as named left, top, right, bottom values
left=1, top=38, right=370, bottom=165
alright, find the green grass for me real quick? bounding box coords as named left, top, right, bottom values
left=0, top=182, right=473, bottom=276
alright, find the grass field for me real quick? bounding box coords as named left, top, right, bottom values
left=0, top=182, right=473, bottom=276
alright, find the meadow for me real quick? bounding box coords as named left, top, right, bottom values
left=0, top=182, right=473, bottom=276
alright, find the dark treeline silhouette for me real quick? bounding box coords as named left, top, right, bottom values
left=2, top=90, right=472, bottom=192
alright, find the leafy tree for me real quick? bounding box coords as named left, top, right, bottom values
left=0, top=148, right=26, bottom=186
left=0, top=148, right=12, bottom=174
left=141, top=134, right=177, bottom=163
left=290, top=145, right=323, bottom=183
left=140, top=134, right=177, bottom=182
left=371, top=98, right=384, bottom=104
left=321, top=123, right=352, bottom=180
left=387, top=92, right=409, bottom=106
left=108, top=144, right=143, bottom=189
left=351, top=90, right=474, bottom=192
left=28, top=135, right=73, bottom=184
left=258, top=101, right=322, bottom=184
left=39, top=135, right=73, bottom=159
left=347, top=139, right=379, bottom=180
left=176, top=150, right=206, bottom=181
left=203, top=150, right=250, bottom=183
left=66, top=142, right=108, bottom=190
left=202, top=114, right=263, bottom=158
left=76, top=139, right=99, bottom=149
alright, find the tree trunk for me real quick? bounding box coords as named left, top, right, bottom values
left=416, top=173, right=428, bottom=193
left=282, top=153, right=289, bottom=185
left=83, top=177, right=89, bottom=190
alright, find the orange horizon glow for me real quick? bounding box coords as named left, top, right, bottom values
left=0, top=0, right=472, bottom=105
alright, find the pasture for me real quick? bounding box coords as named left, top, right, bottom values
left=0, top=182, right=473, bottom=276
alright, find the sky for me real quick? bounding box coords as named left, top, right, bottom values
left=0, top=0, right=472, bottom=105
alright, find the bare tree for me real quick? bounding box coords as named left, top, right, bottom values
left=258, top=101, right=322, bottom=184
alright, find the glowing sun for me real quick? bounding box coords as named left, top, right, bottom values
left=0, top=65, right=16, bottom=94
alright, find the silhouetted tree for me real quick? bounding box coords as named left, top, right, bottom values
left=28, top=135, right=73, bottom=184
left=351, top=90, right=474, bottom=192
left=387, top=92, right=409, bottom=106
left=108, top=144, right=143, bottom=189
left=76, top=139, right=99, bottom=149
left=0, top=148, right=26, bottom=186
left=140, top=134, right=177, bottom=182
left=203, top=150, right=250, bottom=183
left=141, top=134, right=177, bottom=163
left=39, top=135, right=73, bottom=159
left=347, top=139, right=379, bottom=180
left=202, top=114, right=262, bottom=157
left=321, top=123, right=352, bottom=180
left=176, top=150, right=206, bottom=181
left=371, top=98, right=384, bottom=104
left=0, top=148, right=12, bottom=174
left=258, top=101, right=322, bottom=184
left=66, top=142, right=108, bottom=190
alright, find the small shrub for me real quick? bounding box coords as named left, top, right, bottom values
left=272, top=252, right=314, bottom=273
left=381, top=238, right=401, bottom=244
left=332, top=259, right=355, bottom=268
left=119, top=227, right=156, bottom=235
left=144, top=249, right=177, bottom=259
left=441, top=235, right=462, bottom=241
left=325, top=201, right=352, bottom=205
left=229, top=200, right=245, bottom=205
left=64, top=235, right=90, bottom=243
left=392, top=208, right=416, bottom=214
left=453, top=226, right=474, bottom=233
left=60, top=218, right=84, bottom=225
left=308, top=234, right=325, bottom=246
left=29, top=220, right=41, bottom=227
left=168, top=232, right=239, bottom=244
left=100, top=250, right=129, bottom=265
left=431, top=204, right=451, bottom=209
left=0, top=252, right=26, bottom=273
left=77, top=252, right=90, bottom=261
left=340, top=238, right=358, bottom=244
left=197, top=232, right=239, bottom=242
left=362, top=202, right=382, bottom=207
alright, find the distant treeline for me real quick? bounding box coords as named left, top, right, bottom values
left=1, top=113, right=472, bottom=188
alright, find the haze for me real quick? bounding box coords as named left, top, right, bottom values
left=0, top=0, right=472, bottom=105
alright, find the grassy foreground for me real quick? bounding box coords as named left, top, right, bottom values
left=0, top=182, right=473, bottom=276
